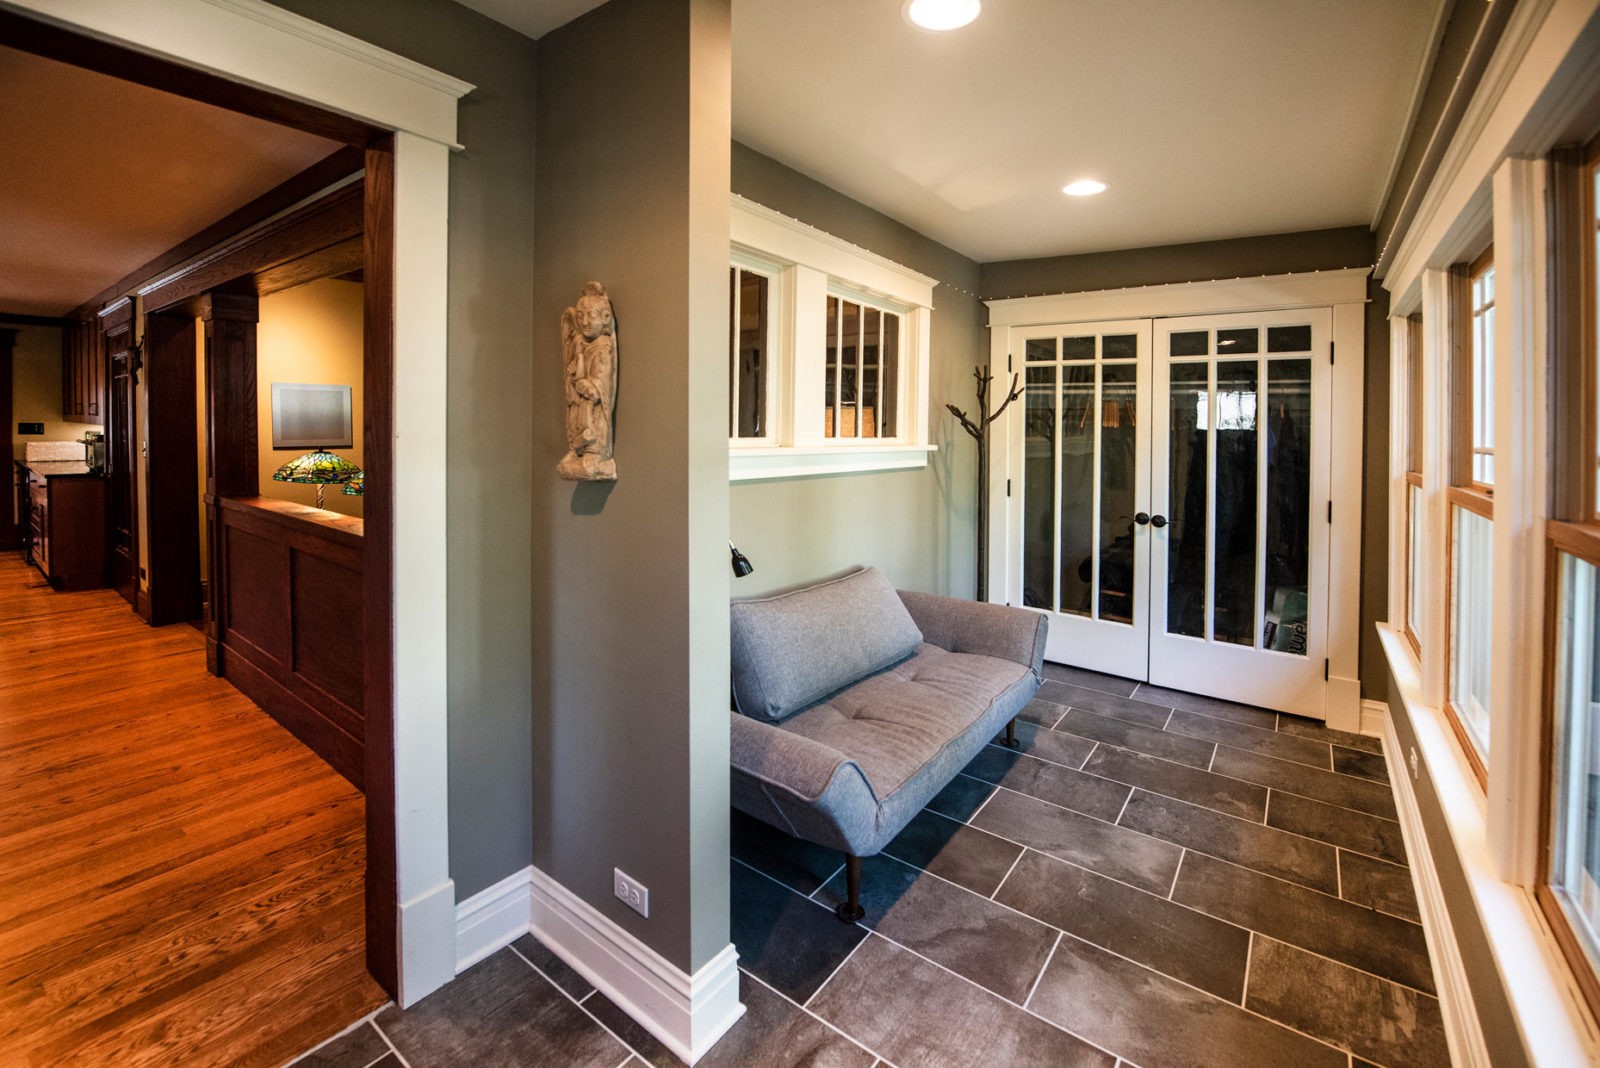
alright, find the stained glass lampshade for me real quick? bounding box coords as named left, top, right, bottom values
left=342, top=473, right=364, bottom=496
left=272, top=449, right=361, bottom=509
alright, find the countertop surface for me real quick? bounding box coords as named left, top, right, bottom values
left=18, top=460, right=101, bottom=479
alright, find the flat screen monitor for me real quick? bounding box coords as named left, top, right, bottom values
left=271, top=382, right=353, bottom=450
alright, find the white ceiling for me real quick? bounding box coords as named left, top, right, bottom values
left=0, top=45, right=341, bottom=317
left=464, top=0, right=1444, bottom=265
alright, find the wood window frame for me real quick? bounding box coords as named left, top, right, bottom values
left=1445, top=483, right=1492, bottom=787
left=1465, top=246, right=1497, bottom=493
left=1403, top=470, right=1424, bottom=658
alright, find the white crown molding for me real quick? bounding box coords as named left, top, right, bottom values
left=530, top=867, right=744, bottom=1065
left=983, top=268, right=1371, bottom=328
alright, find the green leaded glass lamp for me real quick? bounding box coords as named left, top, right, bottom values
left=342, top=473, right=364, bottom=496
left=272, top=449, right=361, bottom=509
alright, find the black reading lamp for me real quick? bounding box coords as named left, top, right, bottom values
left=729, top=541, right=754, bottom=578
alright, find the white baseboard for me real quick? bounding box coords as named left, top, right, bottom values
left=1326, top=674, right=1362, bottom=732
left=399, top=877, right=458, bottom=1008
left=530, top=867, right=745, bottom=1064
left=1360, top=698, right=1388, bottom=739
left=1382, top=715, right=1493, bottom=1068
left=455, top=866, right=534, bottom=973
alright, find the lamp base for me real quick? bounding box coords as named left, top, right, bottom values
left=315, top=485, right=326, bottom=509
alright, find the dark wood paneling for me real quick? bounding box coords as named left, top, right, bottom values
left=202, top=293, right=260, bottom=499
left=0, top=331, right=13, bottom=549
left=143, top=312, right=203, bottom=626
left=70, top=147, right=365, bottom=321
left=363, top=139, right=398, bottom=995
left=254, top=236, right=365, bottom=299
left=0, top=312, right=71, bottom=328
left=103, top=308, right=137, bottom=605
left=217, top=497, right=365, bottom=790
left=0, top=9, right=378, bottom=148
left=142, top=185, right=362, bottom=315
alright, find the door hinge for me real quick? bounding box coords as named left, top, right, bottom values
left=1329, top=342, right=1335, bottom=365
left=1006, top=478, right=1012, bottom=497
left=1008, top=353, right=1013, bottom=373
left=1324, top=659, right=1330, bottom=681
left=1327, top=500, right=1332, bottom=524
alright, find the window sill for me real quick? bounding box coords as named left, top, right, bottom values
left=729, top=444, right=936, bottom=482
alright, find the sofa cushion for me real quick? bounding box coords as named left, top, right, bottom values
left=777, top=643, right=1031, bottom=803
left=731, top=567, right=923, bottom=722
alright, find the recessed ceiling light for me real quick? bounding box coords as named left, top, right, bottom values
left=1062, top=179, right=1108, bottom=197
left=902, top=0, right=982, bottom=32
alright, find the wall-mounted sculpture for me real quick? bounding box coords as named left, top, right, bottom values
left=556, top=280, right=619, bottom=481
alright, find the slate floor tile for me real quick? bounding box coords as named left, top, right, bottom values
left=1246, top=937, right=1449, bottom=1068
left=1130, top=684, right=1279, bottom=729
left=698, top=973, right=876, bottom=1068
left=290, top=1021, right=390, bottom=1067
left=511, top=934, right=595, bottom=1001
left=1172, top=852, right=1434, bottom=995
left=1018, top=697, right=1068, bottom=729
left=729, top=860, right=866, bottom=1004
left=1039, top=681, right=1174, bottom=729
left=1339, top=851, right=1421, bottom=923
left=1278, top=715, right=1383, bottom=754
left=1082, top=744, right=1267, bottom=821
left=925, top=773, right=997, bottom=822
left=1041, top=661, right=1139, bottom=697
left=1028, top=934, right=1347, bottom=1068
left=1211, top=746, right=1399, bottom=819
left=730, top=809, right=846, bottom=895
left=963, top=747, right=1130, bottom=822
left=808, top=935, right=1114, bottom=1068
left=1055, top=708, right=1215, bottom=769
left=1266, top=790, right=1407, bottom=866
left=376, top=949, right=626, bottom=1068
left=989, top=717, right=1097, bottom=770
left=971, top=786, right=1182, bottom=894
left=880, top=808, right=1023, bottom=896
left=1166, top=709, right=1332, bottom=769
left=1333, top=745, right=1390, bottom=783
left=1119, top=790, right=1338, bottom=894
left=995, top=850, right=1250, bottom=1002
left=816, top=854, right=1057, bottom=1003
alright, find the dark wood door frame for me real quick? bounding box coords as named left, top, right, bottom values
left=6, top=14, right=402, bottom=999
left=142, top=310, right=203, bottom=627
left=102, top=301, right=139, bottom=610
left=0, top=329, right=14, bottom=550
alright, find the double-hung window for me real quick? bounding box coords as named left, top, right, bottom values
left=1405, top=314, right=1424, bottom=657
left=728, top=196, right=935, bottom=481
left=1447, top=251, right=1495, bottom=781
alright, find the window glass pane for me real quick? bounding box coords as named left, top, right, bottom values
left=1098, top=363, right=1138, bottom=625
left=1217, top=328, right=1258, bottom=354
left=1266, top=324, right=1313, bottom=353
left=1214, top=360, right=1259, bottom=647
left=1025, top=337, right=1055, bottom=362
left=1167, top=362, right=1210, bottom=638
left=1450, top=505, right=1493, bottom=758
left=1059, top=364, right=1097, bottom=618
left=1102, top=334, right=1137, bottom=360
left=1472, top=266, right=1496, bottom=485
left=730, top=268, right=768, bottom=438
left=1264, top=359, right=1310, bottom=654
left=881, top=313, right=899, bottom=438
left=1170, top=330, right=1208, bottom=357
left=824, top=295, right=839, bottom=437
left=1550, top=551, right=1600, bottom=976
left=840, top=300, right=860, bottom=438
left=1408, top=316, right=1424, bottom=473
left=1062, top=336, right=1095, bottom=361
left=1407, top=483, right=1423, bottom=640
left=861, top=306, right=881, bottom=439
left=1022, top=366, right=1057, bottom=611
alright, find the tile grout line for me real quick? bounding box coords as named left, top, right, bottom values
left=1241, top=931, right=1255, bottom=1007
left=370, top=1021, right=414, bottom=1068
left=1206, top=742, right=1218, bottom=773
left=801, top=932, right=870, bottom=1011
left=1263, top=788, right=1272, bottom=828
left=1249, top=928, right=1444, bottom=1000
left=1335, top=848, right=1343, bottom=899
left=733, top=852, right=827, bottom=902
left=808, top=862, right=847, bottom=902
left=740, top=965, right=897, bottom=1068
left=990, top=847, right=1027, bottom=901
left=611, top=1054, right=633, bottom=1068
left=1022, top=930, right=1063, bottom=1010
left=1112, top=785, right=1134, bottom=827
left=1167, top=849, right=1186, bottom=900
left=509, top=940, right=656, bottom=1067
left=1076, top=739, right=1098, bottom=771
left=965, top=778, right=1002, bottom=824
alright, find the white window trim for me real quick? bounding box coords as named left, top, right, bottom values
left=729, top=196, right=936, bottom=481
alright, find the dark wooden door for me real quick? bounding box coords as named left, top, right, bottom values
left=108, top=345, right=137, bottom=605
left=0, top=330, right=14, bottom=550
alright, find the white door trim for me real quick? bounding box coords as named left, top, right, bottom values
left=2, top=0, right=472, bottom=1005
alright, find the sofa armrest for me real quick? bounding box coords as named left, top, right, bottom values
left=730, top=712, right=886, bottom=855
left=896, top=590, right=1047, bottom=682
left=730, top=712, right=875, bottom=803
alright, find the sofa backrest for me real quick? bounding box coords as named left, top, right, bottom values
left=730, top=567, right=923, bottom=722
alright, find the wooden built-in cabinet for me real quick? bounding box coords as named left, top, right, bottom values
left=17, top=462, right=106, bottom=590
left=60, top=319, right=105, bottom=425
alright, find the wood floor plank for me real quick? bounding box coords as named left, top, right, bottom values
left=0, top=554, right=383, bottom=1066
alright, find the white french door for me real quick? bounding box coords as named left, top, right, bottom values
left=1002, top=309, right=1333, bottom=718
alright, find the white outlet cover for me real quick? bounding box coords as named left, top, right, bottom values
left=614, top=867, right=649, bottom=918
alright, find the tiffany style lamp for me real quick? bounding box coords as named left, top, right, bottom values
left=272, top=449, right=361, bottom=509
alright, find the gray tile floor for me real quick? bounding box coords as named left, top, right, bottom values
left=289, top=665, right=1446, bottom=1068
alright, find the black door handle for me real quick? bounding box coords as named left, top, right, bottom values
left=1151, top=514, right=1168, bottom=528
left=1134, top=512, right=1150, bottom=526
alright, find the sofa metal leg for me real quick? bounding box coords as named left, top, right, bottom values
left=1002, top=716, right=1020, bottom=749
left=835, top=855, right=866, bottom=923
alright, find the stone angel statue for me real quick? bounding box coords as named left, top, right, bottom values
left=556, top=280, right=619, bottom=481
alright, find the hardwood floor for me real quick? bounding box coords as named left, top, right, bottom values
left=0, top=553, right=384, bottom=1066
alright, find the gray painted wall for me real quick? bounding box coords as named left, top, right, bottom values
left=980, top=229, right=1391, bottom=701
left=730, top=143, right=986, bottom=599
left=534, top=0, right=732, bottom=973
left=269, top=0, right=538, bottom=902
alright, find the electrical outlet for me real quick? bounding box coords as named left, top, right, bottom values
left=614, top=867, right=649, bottom=918
left=1409, top=746, right=1419, bottom=781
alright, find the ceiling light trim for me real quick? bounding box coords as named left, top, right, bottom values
left=902, top=0, right=982, bottom=33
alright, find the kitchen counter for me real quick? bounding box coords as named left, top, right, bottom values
left=19, top=460, right=101, bottom=479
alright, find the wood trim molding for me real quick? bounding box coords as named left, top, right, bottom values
left=1446, top=485, right=1495, bottom=520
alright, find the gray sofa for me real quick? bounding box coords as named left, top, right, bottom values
left=729, top=566, right=1047, bottom=921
